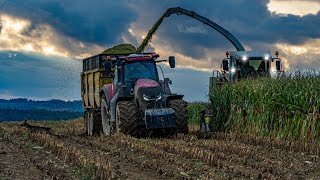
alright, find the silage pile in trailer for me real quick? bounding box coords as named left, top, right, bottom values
left=210, top=74, right=320, bottom=144
left=102, top=44, right=137, bottom=54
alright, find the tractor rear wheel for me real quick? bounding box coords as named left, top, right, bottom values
left=101, top=97, right=112, bottom=136
left=168, top=99, right=188, bottom=134
left=116, top=101, right=140, bottom=136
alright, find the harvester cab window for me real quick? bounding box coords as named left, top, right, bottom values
left=249, top=60, right=263, bottom=70
left=257, top=61, right=266, bottom=72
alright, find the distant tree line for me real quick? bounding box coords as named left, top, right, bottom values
left=0, top=109, right=83, bottom=122
left=0, top=98, right=83, bottom=112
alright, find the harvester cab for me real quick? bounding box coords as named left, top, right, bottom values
left=220, top=51, right=283, bottom=81
left=209, top=51, right=283, bottom=92
left=81, top=52, right=188, bottom=137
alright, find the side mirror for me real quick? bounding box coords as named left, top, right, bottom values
left=169, top=56, right=175, bottom=68
left=276, top=60, right=281, bottom=71
left=104, top=61, right=112, bottom=76
left=222, top=59, right=229, bottom=71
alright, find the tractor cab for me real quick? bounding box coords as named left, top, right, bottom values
left=104, top=53, right=175, bottom=97
left=221, top=51, right=283, bottom=81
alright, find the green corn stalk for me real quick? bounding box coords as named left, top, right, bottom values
left=209, top=72, right=320, bottom=144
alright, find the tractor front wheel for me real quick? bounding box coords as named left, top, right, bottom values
left=116, top=101, right=140, bottom=136
left=168, top=99, right=188, bottom=134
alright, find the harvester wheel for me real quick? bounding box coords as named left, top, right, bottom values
left=168, top=99, right=188, bottom=134
left=101, top=97, right=112, bottom=136
left=116, top=101, right=139, bottom=136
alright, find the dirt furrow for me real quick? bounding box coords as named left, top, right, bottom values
left=0, top=127, right=79, bottom=179
left=68, top=135, right=225, bottom=179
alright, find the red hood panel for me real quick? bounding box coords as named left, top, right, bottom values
left=134, top=79, right=160, bottom=97
left=135, top=79, right=160, bottom=89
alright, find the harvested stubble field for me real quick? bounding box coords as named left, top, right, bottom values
left=0, top=119, right=320, bottom=180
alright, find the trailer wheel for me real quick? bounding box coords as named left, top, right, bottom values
left=101, top=98, right=112, bottom=136
left=168, top=99, right=188, bottom=134
left=92, top=111, right=102, bottom=135
left=86, top=111, right=93, bottom=136
left=116, top=101, right=140, bottom=136
left=84, top=111, right=88, bottom=135
left=85, top=110, right=102, bottom=136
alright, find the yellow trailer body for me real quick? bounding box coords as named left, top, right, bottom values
left=81, top=54, right=116, bottom=109
left=81, top=69, right=113, bottom=109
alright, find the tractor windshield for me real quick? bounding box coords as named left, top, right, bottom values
left=124, top=61, right=159, bottom=81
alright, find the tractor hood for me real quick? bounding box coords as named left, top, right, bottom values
left=134, top=79, right=162, bottom=108
left=134, top=78, right=160, bottom=90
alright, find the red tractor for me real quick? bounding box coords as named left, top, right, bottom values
left=81, top=53, right=188, bottom=136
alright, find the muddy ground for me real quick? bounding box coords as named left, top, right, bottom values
left=0, top=120, right=319, bottom=180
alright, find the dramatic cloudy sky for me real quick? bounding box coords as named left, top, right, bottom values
left=0, top=0, right=319, bottom=101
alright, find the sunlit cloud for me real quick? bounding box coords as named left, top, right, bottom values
left=275, top=38, right=320, bottom=69
left=268, top=0, right=320, bottom=17
left=0, top=14, right=104, bottom=59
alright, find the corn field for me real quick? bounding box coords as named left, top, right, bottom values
left=209, top=74, right=320, bottom=144
left=187, top=102, right=208, bottom=124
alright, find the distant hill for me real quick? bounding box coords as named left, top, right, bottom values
left=0, top=98, right=83, bottom=122
left=0, top=98, right=83, bottom=112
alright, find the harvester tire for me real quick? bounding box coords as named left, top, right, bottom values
left=168, top=99, right=188, bottom=134
left=116, top=101, right=140, bottom=136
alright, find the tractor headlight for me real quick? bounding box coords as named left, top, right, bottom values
left=156, top=93, right=162, bottom=101
left=264, top=56, right=270, bottom=60
left=143, top=94, right=151, bottom=101
left=143, top=93, right=162, bottom=101
left=231, top=67, right=236, bottom=73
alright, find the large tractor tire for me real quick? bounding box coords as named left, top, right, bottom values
left=101, top=95, right=112, bottom=136
left=85, top=110, right=102, bottom=136
left=116, top=101, right=140, bottom=136
left=168, top=99, right=188, bottom=134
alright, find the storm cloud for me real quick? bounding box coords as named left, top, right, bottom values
left=0, top=0, right=319, bottom=62
left=0, top=0, right=320, bottom=100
